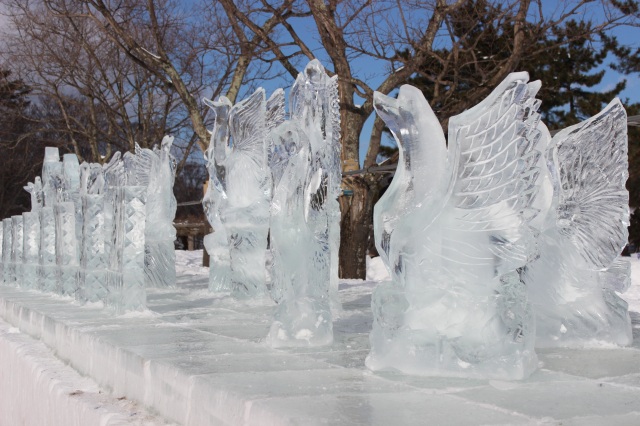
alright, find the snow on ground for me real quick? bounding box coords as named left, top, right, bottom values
left=0, top=250, right=639, bottom=425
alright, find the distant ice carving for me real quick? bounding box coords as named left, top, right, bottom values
left=266, top=60, right=340, bottom=347
left=367, top=74, right=546, bottom=379
left=203, top=96, right=233, bottom=292
left=132, top=137, right=177, bottom=288
left=521, top=99, right=631, bottom=347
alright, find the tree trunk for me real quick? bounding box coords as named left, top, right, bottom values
left=339, top=174, right=380, bottom=279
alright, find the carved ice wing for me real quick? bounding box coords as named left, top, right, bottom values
left=229, top=88, right=266, bottom=161
left=448, top=73, right=543, bottom=229
left=133, top=142, right=157, bottom=188
left=445, top=73, right=545, bottom=270
left=550, top=98, right=628, bottom=269
left=266, top=89, right=285, bottom=133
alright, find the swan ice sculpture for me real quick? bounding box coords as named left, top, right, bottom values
left=367, top=73, right=546, bottom=379
left=522, top=99, right=631, bottom=347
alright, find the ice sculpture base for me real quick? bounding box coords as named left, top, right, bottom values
left=366, top=280, right=538, bottom=380
left=266, top=298, right=333, bottom=348
left=1, top=253, right=639, bottom=425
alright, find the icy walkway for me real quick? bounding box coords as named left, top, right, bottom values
left=1, top=252, right=639, bottom=425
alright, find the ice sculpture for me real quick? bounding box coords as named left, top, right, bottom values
left=367, top=74, right=545, bottom=379
left=133, top=137, right=177, bottom=288
left=287, top=60, right=342, bottom=311
left=39, top=207, right=57, bottom=292
left=107, top=185, right=147, bottom=313
left=78, top=163, right=108, bottom=303
left=22, top=212, right=40, bottom=289
left=266, top=61, right=340, bottom=347
left=42, top=147, right=63, bottom=206
left=207, top=89, right=272, bottom=298
left=521, top=99, right=631, bottom=347
left=202, top=96, right=233, bottom=292
left=2, top=219, right=13, bottom=285
left=55, top=202, right=79, bottom=296
left=11, top=215, right=24, bottom=286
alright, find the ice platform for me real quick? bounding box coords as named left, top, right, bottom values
left=1, top=256, right=640, bottom=425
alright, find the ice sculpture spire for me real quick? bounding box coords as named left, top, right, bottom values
left=202, top=96, right=233, bottom=292
left=288, top=59, right=342, bottom=311
left=266, top=61, right=339, bottom=347
left=367, top=74, right=545, bottom=379
left=522, top=98, right=631, bottom=346
left=78, top=162, right=108, bottom=302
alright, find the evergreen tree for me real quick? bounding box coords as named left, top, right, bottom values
left=0, top=69, right=48, bottom=218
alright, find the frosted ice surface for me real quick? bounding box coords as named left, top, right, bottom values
left=11, top=216, right=24, bottom=286
left=79, top=193, right=108, bottom=303
left=367, top=74, right=545, bottom=379
left=24, top=177, right=44, bottom=212
left=2, top=219, right=13, bottom=285
left=42, top=147, right=63, bottom=207
left=266, top=61, right=340, bottom=347
left=38, top=207, right=57, bottom=293
left=522, top=99, right=631, bottom=347
left=107, top=186, right=147, bottom=314
left=22, top=212, right=40, bottom=289
left=54, top=202, right=78, bottom=297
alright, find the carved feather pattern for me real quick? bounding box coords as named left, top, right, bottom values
left=229, top=88, right=266, bottom=164
left=551, top=99, right=628, bottom=269
left=448, top=76, right=543, bottom=238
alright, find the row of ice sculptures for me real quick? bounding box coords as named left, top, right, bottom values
left=0, top=60, right=633, bottom=380
left=0, top=138, right=177, bottom=314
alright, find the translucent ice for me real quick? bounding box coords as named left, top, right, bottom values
left=11, top=215, right=24, bottom=286
left=202, top=96, right=233, bottom=292
left=24, top=177, right=44, bottom=212
left=367, top=74, right=545, bottom=379
left=78, top=162, right=108, bottom=303
left=134, top=137, right=177, bottom=288
left=210, top=89, right=272, bottom=298
left=2, top=219, right=13, bottom=285
left=42, top=147, right=63, bottom=207
left=22, top=212, right=40, bottom=289
left=38, top=207, right=57, bottom=293
left=288, top=60, right=342, bottom=312
left=266, top=61, right=340, bottom=347
left=107, top=185, right=147, bottom=314
left=55, top=202, right=79, bottom=296
left=521, top=99, right=631, bottom=347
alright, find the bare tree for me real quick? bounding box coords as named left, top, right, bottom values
left=210, top=0, right=637, bottom=278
